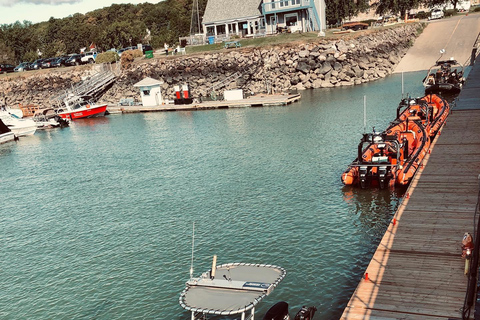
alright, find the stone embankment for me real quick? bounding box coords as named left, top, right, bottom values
left=0, top=23, right=422, bottom=108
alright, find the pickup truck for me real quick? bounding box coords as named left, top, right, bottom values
left=81, top=52, right=97, bottom=64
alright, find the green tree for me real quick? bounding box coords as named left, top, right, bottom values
left=0, top=40, right=15, bottom=64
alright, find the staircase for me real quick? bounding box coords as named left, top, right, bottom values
left=307, top=5, right=321, bottom=32
left=50, top=63, right=119, bottom=108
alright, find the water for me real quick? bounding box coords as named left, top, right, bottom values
left=0, top=71, right=437, bottom=319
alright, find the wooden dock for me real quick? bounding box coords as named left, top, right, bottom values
left=107, top=93, right=301, bottom=114
left=341, top=62, right=480, bottom=319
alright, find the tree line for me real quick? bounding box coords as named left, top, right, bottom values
left=0, top=0, right=457, bottom=64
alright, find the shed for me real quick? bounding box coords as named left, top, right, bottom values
left=133, top=77, right=164, bottom=107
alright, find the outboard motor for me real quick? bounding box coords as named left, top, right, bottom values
left=378, top=166, right=388, bottom=189
left=264, top=301, right=290, bottom=320
left=359, top=166, right=369, bottom=189
left=294, top=306, right=317, bottom=320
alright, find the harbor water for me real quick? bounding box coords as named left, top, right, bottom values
left=1, top=71, right=439, bottom=319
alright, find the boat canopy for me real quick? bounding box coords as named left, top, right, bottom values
left=435, top=59, right=459, bottom=66
left=179, top=263, right=286, bottom=317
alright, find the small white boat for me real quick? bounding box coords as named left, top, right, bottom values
left=179, top=255, right=286, bottom=320
left=0, top=119, right=16, bottom=144
left=33, top=108, right=69, bottom=129
left=0, top=110, right=37, bottom=137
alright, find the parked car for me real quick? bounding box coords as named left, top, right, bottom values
left=118, top=46, right=138, bottom=57
left=0, top=64, right=15, bottom=74
left=14, top=62, right=30, bottom=72
left=51, top=55, right=72, bottom=67
left=30, top=58, right=45, bottom=70
left=65, top=54, right=83, bottom=66
left=41, top=58, right=56, bottom=68
left=81, top=51, right=97, bottom=64
left=429, top=9, right=444, bottom=20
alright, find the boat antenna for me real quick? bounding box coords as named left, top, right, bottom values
left=437, top=48, right=446, bottom=63
left=189, top=222, right=195, bottom=280
left=401, top=72, right=404, bottom=97
left=363, top=95, right=367, bottom=134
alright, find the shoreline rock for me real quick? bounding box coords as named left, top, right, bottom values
left=0, top=24, right=422, bottom=108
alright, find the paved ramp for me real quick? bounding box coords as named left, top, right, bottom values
left=395, top=14, right=480, bottom=73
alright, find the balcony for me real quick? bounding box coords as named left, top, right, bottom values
left=262, top=0, right=313, bottom=14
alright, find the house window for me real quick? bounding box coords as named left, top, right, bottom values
left=271, top=0, right=275, bottom=9
left=285, top=13, right=298, bottom=26
left=143, top=89, right=150, bottom=96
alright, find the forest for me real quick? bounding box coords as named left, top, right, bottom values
left=0, top=0, right=455, bottom=64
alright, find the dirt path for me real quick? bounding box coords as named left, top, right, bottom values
left=394, top=13, right=480, bottom=73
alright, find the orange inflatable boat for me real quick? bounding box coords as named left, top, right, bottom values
left=341, top=94, right=449, bottom=189
left=396, top=94, right=449, bottom=138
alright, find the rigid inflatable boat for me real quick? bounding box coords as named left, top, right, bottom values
left=396, top=94, right=449, bottom=138
left=341, top=95, right=449, bottom=189
left=423, top=59, right=465, bottom=96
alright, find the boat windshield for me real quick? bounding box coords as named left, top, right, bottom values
left=73, top=100, right=89, bottom=110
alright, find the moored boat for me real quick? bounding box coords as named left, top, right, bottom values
left=57, top=95, right=107, bottom=120
left=0, top=110, right=37, bottom=137
left=341, top=95, right=446, bottom=188
left=0, top=119, right=16, bottom=144
left=179, top=256, right=286, bottom=320
left=396, top=94, right=449, bottom=138
left=33, top=108, right=69, bottom=129
left=423, top=58, right=465, bottom=96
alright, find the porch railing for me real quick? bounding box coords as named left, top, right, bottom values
left=262, top=0, right=312, bottom=13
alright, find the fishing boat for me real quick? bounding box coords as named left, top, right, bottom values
left=0, top=110, right=37, bottom=137
left=342, top=115, right=430, bottom=189
left=179, top=255, right=286, bottom=320
left=423, top=58, right=465, bottom=95
left=33, top=108, right=69, bottom=129
left=396, top=94, right=449, bottom=138
left=0, top=119, right=16, bottom=144
left=57, top=95, right=107, bottom=120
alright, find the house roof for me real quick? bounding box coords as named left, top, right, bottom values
left=133, top=77, right=163, bottom=87
left=202, top=0, right=262, bottom=25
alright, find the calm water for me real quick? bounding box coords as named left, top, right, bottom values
left=0, top=71, right=435, bottom=319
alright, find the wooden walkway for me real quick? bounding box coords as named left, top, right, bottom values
left=107, top=93, right=301, bottom=114
left=341, top=62, right=480, bottom=319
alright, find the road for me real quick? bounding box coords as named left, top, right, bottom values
left=394, top=13, right=480, bottom=73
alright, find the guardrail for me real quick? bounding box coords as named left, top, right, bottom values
left=462, top=176, right=480, bottom=320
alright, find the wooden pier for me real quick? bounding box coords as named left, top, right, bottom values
left=341, top=62, right=480, bottom=319
left=107, top=93, right=301, bottom=114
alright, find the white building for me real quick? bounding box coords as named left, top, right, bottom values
left=133, top=77, right=164, bottom=107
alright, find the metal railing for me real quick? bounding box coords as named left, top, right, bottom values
left=462, top=176, right=480, bottom=319
left=262, top=0, right=311, bottom=13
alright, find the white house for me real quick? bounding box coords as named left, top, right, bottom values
left=202, top=0, right=325, bottom=40
left=133, top=77, right=164, bottom=107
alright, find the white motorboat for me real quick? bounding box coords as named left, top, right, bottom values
left=0, top=110, right=37, bottom=136
left=0, top=119, right=16, bottom=144
left=33, top=108, right=69, bottom=129
left=179, top=255, right=286, bottom=320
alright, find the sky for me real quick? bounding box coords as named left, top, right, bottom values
left=0, top=0, right=164, bottom=25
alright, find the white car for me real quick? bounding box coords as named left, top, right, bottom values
left=81, top=51, right=97, bottom=64
left=429, top=9, right=444, bottom=20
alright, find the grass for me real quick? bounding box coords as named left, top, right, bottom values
left=184, top=23, right=419, bottom=55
